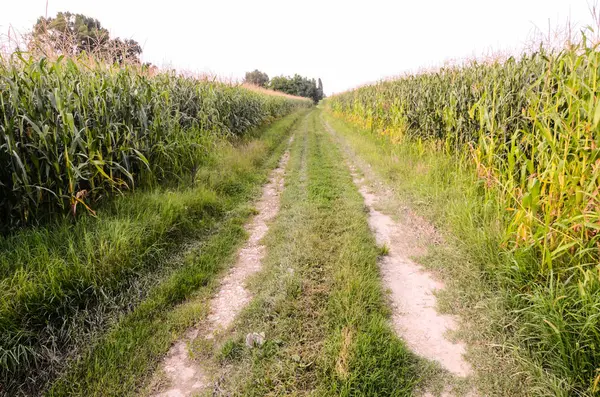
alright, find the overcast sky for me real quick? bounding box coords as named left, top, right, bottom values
left=1, top=0, right=595, bottom=94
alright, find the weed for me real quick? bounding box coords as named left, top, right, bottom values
left=218, top=339, right=245, bottom=362
left=378, top=243, right=390, bottom=256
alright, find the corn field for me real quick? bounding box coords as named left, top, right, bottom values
left=0, top=54, right=310, bottom=229
left=326, top=38, right=600, bottom=394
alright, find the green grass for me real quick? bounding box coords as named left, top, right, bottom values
left=322, top=110, right=599, bottom=396
left=0, top=109, right=308, bottom=396
left=324, top=37, right=600, bottom=395
left=195, top=109, right=419, bottom=396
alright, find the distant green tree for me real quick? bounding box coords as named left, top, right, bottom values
left=269, top=74, right=324, bottom=103
left=317, top=78, right=324, bottom=100
left=109, top=38, right=142, bottom=64
left=269, top=75, right=292, bottom=93
left=31, top=12, right=142, bottom=63
left=244, top=69, right=269, bottom=87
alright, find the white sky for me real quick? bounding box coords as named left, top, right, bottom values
left=0, top=0, right=595, bottom=94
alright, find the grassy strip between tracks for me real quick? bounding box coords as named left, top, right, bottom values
left=198, top=110, right=420, bottom=396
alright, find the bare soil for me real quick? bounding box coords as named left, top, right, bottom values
left=322, top=119, right=473, bottom=381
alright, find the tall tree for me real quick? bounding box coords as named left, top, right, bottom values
left=317, top=78, right=324, bottom=99
left=269, top=74, right=324, bottom=103
left=31, top=12, right=142, bottom=63
left=244, top=69, right=269, bottom=87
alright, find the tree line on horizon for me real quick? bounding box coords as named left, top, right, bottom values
left=16, top=11, right=325, bottom=103
left=244, top=69, right=325, bottom=103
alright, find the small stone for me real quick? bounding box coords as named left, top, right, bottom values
left=245, top=332, right=266, bottom=348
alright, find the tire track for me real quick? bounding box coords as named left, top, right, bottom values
left=150, top=134, right=294, bottom=397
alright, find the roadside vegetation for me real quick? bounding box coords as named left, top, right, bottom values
left=0, top=13, right=312, bottom=394
left=4, top=6, right=597, bottom=397
left=198, top=110, right=419, bottom=396
left=0, top=108, right=308, bottom=396
left=0, top=54, right=310, bottom=229
left=325, top=32, right=600, bottom=396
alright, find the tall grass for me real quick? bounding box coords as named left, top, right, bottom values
left=0, top=109, right=307, bottom=396
left=326, top=35, right=600, bottom=395
left=0, top=53, right=311, bottom=228
left=0, top=49, right=309, bottom=394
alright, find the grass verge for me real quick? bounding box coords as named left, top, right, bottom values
left=198, top=110, right=419, bottom=396
left=0, top=109, right=308, bottom=396
left=322, top=110, right=594, bottom=396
